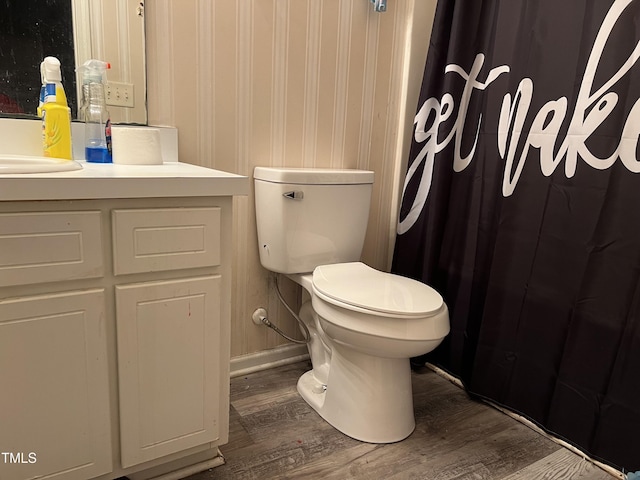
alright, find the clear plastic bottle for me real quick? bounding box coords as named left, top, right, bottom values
left=78, top=60, right=112, bottom=163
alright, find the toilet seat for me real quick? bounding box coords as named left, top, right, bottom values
left=312, top=262, right=443, bottom=318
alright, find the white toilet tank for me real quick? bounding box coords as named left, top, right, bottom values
left=254, top=167, right=374, bottom=274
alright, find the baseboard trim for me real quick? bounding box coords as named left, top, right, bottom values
left=230, top=344, right=309, bottom=378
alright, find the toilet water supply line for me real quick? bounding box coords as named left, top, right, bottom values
left=252, top=274, right=311, bottom=344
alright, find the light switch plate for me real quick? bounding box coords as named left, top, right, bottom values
left=105, top=82, right=134, bottom=108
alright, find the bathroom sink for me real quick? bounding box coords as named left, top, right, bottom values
left=0, top=154, right=82, bottom=174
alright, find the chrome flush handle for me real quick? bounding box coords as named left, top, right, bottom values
left=283, top=191, right=304, bottom=200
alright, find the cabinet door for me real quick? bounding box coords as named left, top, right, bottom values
left=115, top=276, right=221, bottom=468
left=0, top=290, right=112, bottom=480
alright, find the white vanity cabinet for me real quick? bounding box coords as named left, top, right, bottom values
left=111, top=206, right=225, bottom=468
left=0, top=211, right=111, bottom=480
left=0, top=194, right=238, bottom=480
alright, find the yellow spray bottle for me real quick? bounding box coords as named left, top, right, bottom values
left=41, top=83, right=73, bottom=160
left=37, top=57, right=68, bottom=117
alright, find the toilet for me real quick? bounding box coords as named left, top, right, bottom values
left=254, top=167, right=450, bottom=443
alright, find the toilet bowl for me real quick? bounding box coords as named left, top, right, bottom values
left=312, top=262, right=449, bottom=358
left=289, top=262, right=449, bottom=443
left=254, top=167, right=450, bottom=443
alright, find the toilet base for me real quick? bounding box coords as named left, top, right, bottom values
left=297, top=344, right=415, bottom=443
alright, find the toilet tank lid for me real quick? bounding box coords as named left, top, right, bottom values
left=254, top=167, right=374, bottom=185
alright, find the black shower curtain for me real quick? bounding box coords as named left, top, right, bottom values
left=393, top=0, right=640, bottom=472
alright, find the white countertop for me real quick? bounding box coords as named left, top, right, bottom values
left=0, top=161, right=249, bottom=201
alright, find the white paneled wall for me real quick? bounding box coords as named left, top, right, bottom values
left=146, top=0, right=435, bottom=358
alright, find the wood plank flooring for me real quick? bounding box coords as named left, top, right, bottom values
left=185, top=361, right=614, bottom=480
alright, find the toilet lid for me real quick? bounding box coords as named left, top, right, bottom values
left=312, top=262, right=443, bottom=317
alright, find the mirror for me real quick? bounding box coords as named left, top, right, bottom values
left=0, top=0, right=147, bottom=124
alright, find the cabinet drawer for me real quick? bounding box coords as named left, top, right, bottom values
left=0, top=211, right=103, bottom=287
left=112, top=207, right=221, bottom=275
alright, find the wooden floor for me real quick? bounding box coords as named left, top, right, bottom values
left=186, top=361, right=614, bottom=480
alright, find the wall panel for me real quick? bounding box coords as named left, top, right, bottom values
left=147, top=0, right=434, bottom=358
